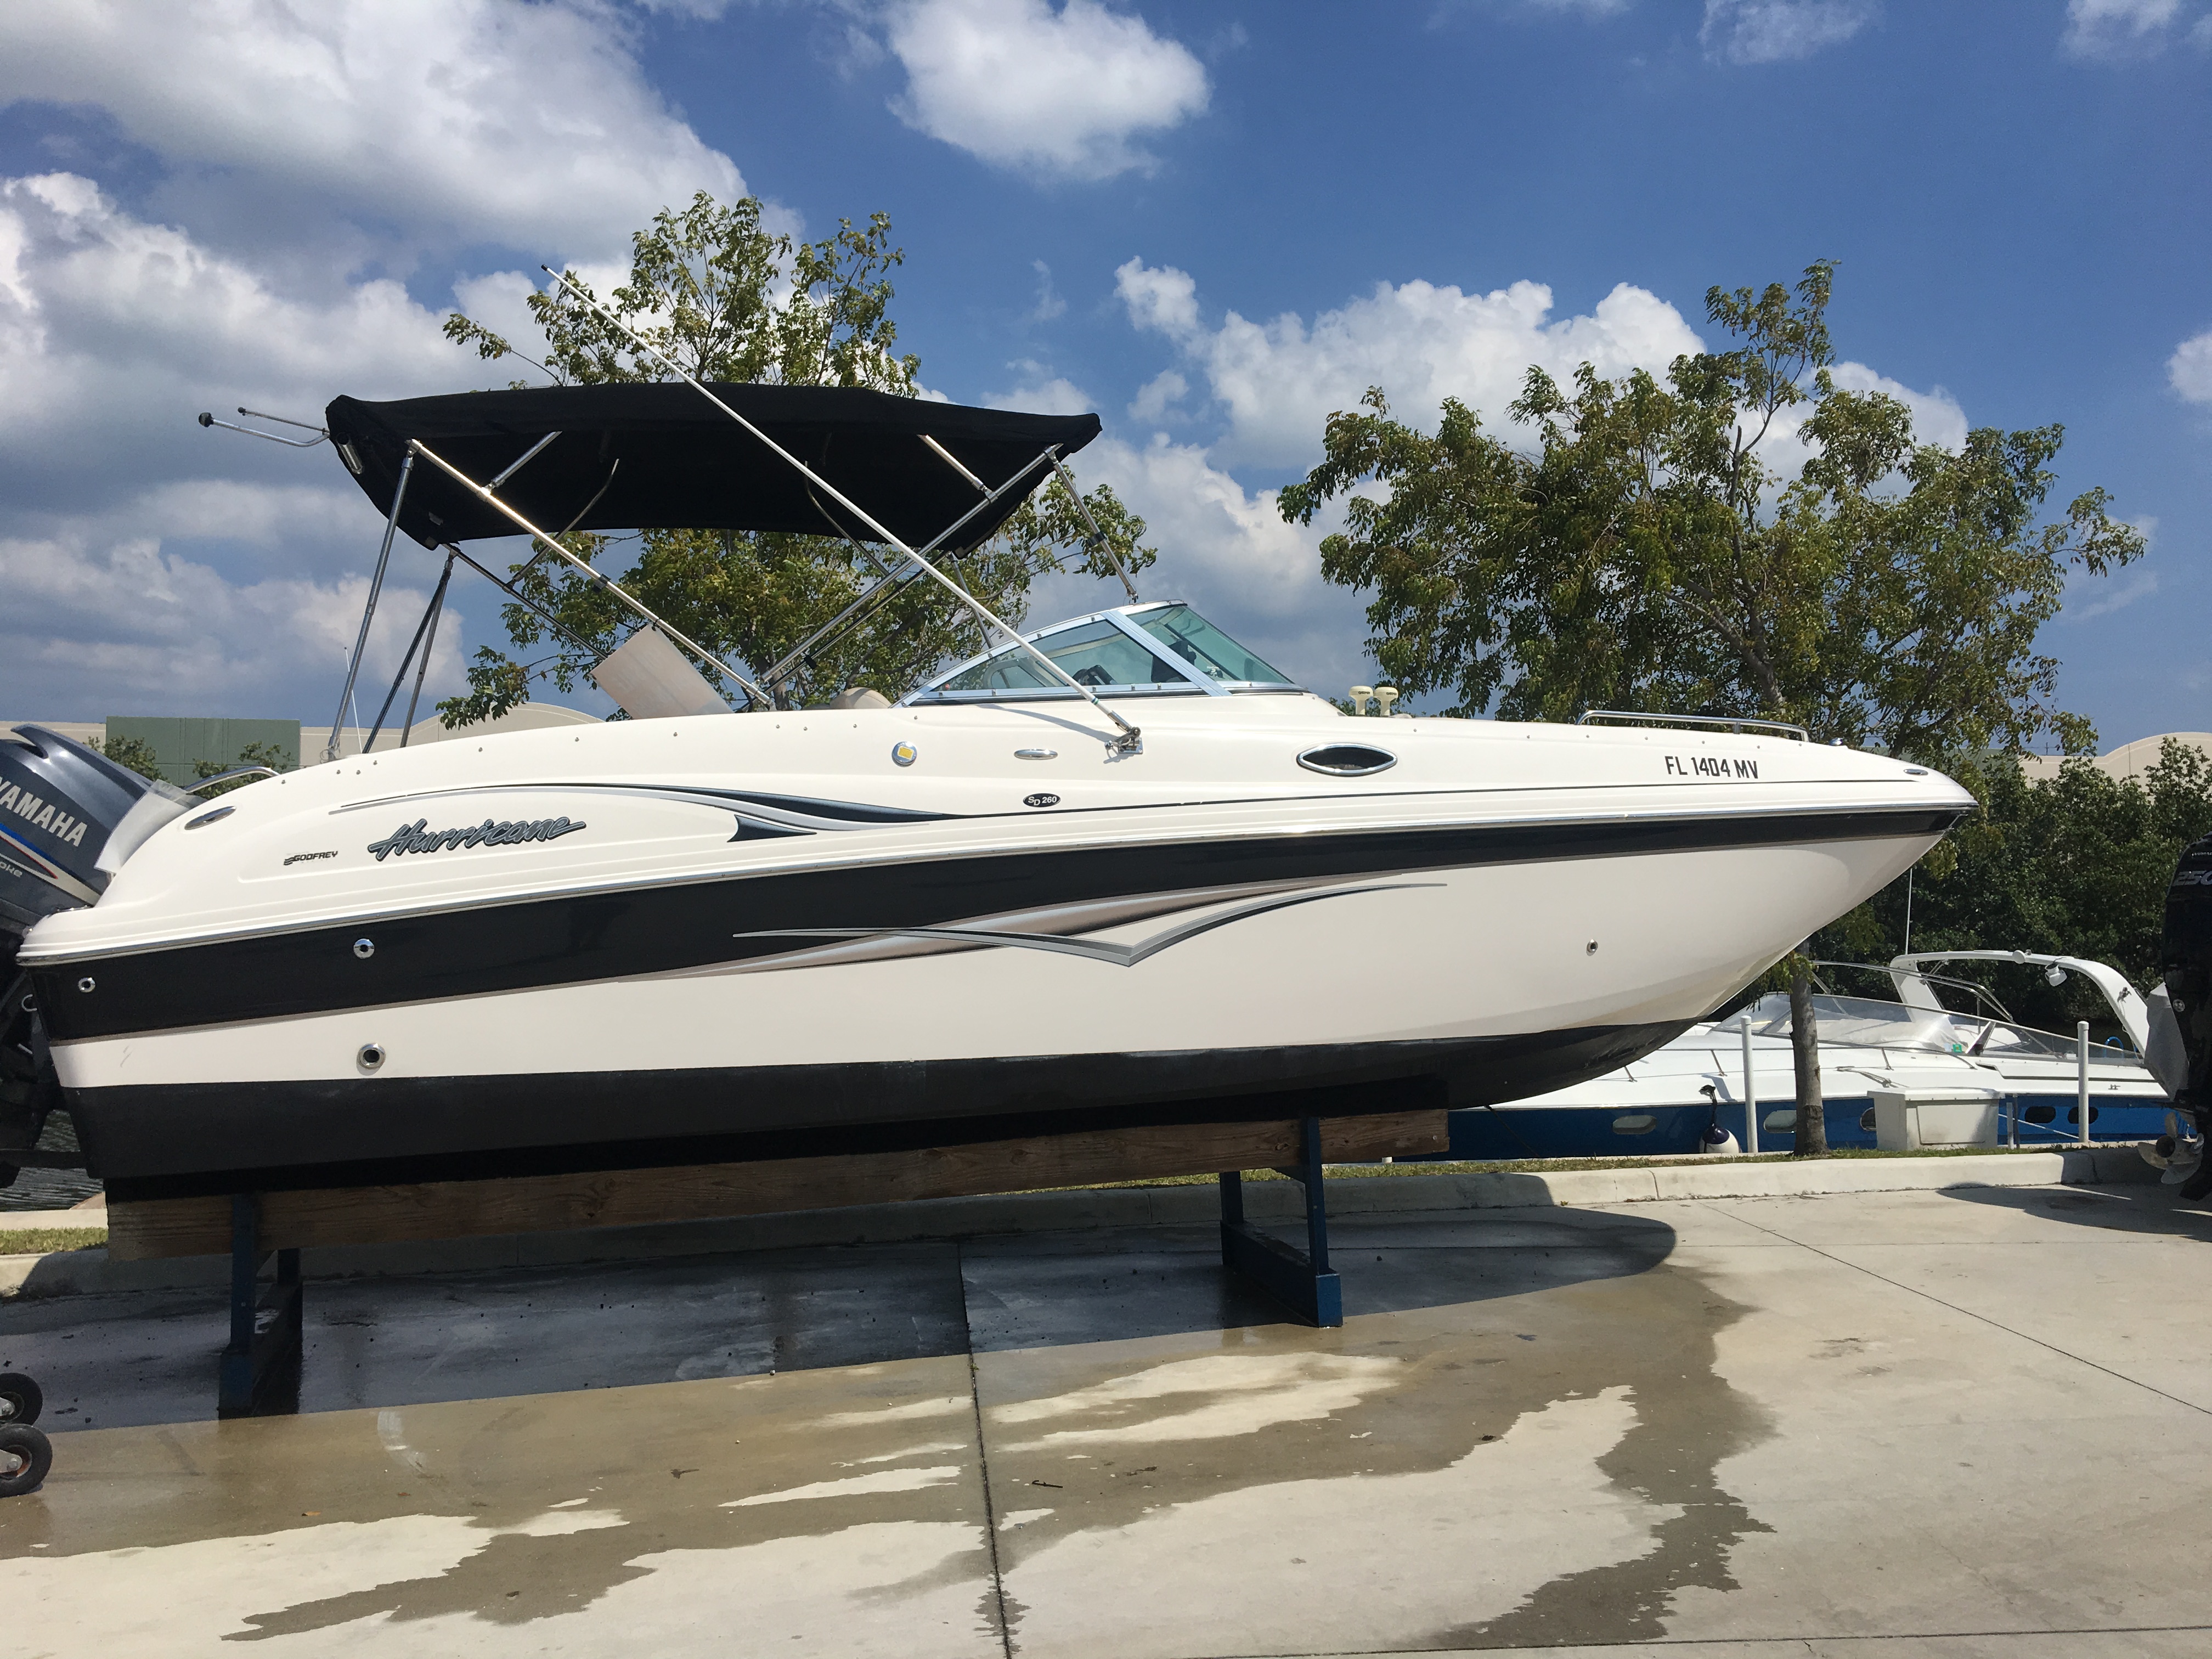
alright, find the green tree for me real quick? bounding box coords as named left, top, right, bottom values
left=1281, top=263, right=2145, bottom=1152
left=193, top=741, right=295, bottom=798
left=1814, top=742, right=2212, bottom=1032
left=439, top=192, right=1151, bottom=723
left=99, top=734, right=163, bottom=782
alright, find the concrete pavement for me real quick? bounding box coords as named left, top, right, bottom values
left=0, top=1181, right=2207, bottom=1656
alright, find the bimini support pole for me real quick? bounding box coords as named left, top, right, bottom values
left=447, top=545, right=612, bottom=661
left=362, top=552, right=453, bottom=753
left=328, top=450, right=414, bottom=761
left=757, top=443, right=1063, bottom=698
left=1049, top=456, right=1139, bottom=603
left=399, top=554, right=454, bottom=743
left=542, top=267, right=1142, bottom=756
left=405, top=440, right=770, bottom=709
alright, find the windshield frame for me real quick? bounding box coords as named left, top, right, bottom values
left=902, top=602, right=1304, bottom=705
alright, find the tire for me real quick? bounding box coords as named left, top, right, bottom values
left=0, top=1423, right=50, bottom=1497
left=0, top=1372, right=42, bottom=1425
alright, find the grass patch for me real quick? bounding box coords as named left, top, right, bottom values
left=0, top=1227, right=107, bottom=1255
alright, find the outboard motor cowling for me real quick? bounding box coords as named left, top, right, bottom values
left=0, top=726, right=190, bottom=937
left=2159, top=832, right=2212, bottom=1200
left=1, top=727, right=192, bottom=1166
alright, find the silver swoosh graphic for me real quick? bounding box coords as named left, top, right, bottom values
left=733, top=882, right=1441, bottom=968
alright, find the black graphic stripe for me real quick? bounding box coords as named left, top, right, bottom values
left=80, top=1024, right=1682, bottom=1193
left=33, top=805, right=1959, bottom=1043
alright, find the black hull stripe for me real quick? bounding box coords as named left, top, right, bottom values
left=36, top=806, right=1957, bottom=1042
left=78, top=1023, right=1686, bottom=1195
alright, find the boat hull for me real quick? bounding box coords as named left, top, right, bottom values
left=53, top=817, right=1940, bottom=1194
left=21, top=697, right=1972, bottom=1195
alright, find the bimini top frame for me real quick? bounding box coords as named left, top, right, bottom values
left=320, top=325, right=1146, bottom=752
left=324, top=382, right=1099, bottom=554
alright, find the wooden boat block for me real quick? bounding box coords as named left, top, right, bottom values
left=105, top=1109, right=1447, bottom=1261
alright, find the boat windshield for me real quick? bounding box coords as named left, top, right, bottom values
left=910, top=604, right=1300, bottom=701
left=1127, top=605, right=1292, bottom=686
left=933, top=616, right=1195, bottom=693
left=1712, top=992, right=2140, bottom=1062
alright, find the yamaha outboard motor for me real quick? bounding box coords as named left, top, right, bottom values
left=2157, top=832, right=2212, bottom=1201
left=0, top=727, right=192, bottom=1173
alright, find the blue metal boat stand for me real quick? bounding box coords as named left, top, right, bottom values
left=218, top=1193, right=303, bottom=1418
left=1218, top=1115, right=1343, bottom=1327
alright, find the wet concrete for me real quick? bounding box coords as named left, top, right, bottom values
left=1, top=1186, right=2208, bottom=1655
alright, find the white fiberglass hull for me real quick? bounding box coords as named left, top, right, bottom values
left=18, top=693, right=1969, bottom=1192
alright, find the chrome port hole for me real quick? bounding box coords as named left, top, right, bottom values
left=357, top=1043, right=386, bottom=1071
left=1611, top=1113, right=1657, bottom=1136
left=1297, top=743, right=1396, bottom=777
left=353, top=938, right=375, bottom=960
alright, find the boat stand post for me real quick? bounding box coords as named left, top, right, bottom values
left=2078, top=1021, right=2092, bottom=1145
left=1218, top=1116, right=1342, bottom=1327
left=217, top=1194, right=303, bottom=1419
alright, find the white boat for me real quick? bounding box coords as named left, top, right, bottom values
left=1448, top=951, right=2172, bottom=1158
left=0, top=368, right=1972, bottom=1200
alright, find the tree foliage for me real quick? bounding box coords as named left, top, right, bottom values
left=439, top=193, right=1150, bottom=722
left=1278, top=263, right=2142, bottom=761
left=193, top=741, right=295, bottom=797
left=1814, top=742, right=2212, bottom=1029
left=98, top=735, right=163, bottom=782
left=1282, top=263, right=2148, bottom=1151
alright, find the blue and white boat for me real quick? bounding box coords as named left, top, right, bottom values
left=1446, top=950, right=2171, bottom=1159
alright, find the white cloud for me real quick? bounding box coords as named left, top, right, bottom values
left=1115, top=258, right=1707, bottom=468
left=0, top=172, right=487, bottom=714
left=884, top=0, right=1209, bottom=179
left=986, top=361, right=1094, bottom=415
left=1, top=531, right=462, bottom=719
left=1113, top=258, right=1971, bottom=482
left=0, top=4, right=763, bottom=719
left=1700, top=0, right=1880, bottom=64
left=2170, top=328, right=2212, bottom=403
left=1028, top=259, right=1068, bottom=323
left=0, top=174, right=458, bottom=495
left=0, top=1, right=743, bottom=267
left=2062, top=0, right=2191, bottom=57
left=1128, top=369, right=1188, bottom=423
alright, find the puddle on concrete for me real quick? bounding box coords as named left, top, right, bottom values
left=1438, top=1276, right=1771, bottom=1650
left=996, top=1351, right=1402, bottom=1450
left=2, top=1208, right=1770, bottom=1655
left=978, top=1249, right=1771, bottom=1657
left=0, top=1357, right=1005, bottom=1655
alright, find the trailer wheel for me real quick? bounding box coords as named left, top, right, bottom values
left=0, top=1372, right=41, bottom=1425
left=0, top=1423, right=50, bottom=1496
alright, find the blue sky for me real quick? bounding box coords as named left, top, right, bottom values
left=1, top=1, right=2205, bottom=746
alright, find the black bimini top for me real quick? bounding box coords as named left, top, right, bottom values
left=324, top=383, right=1101, bottom=552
